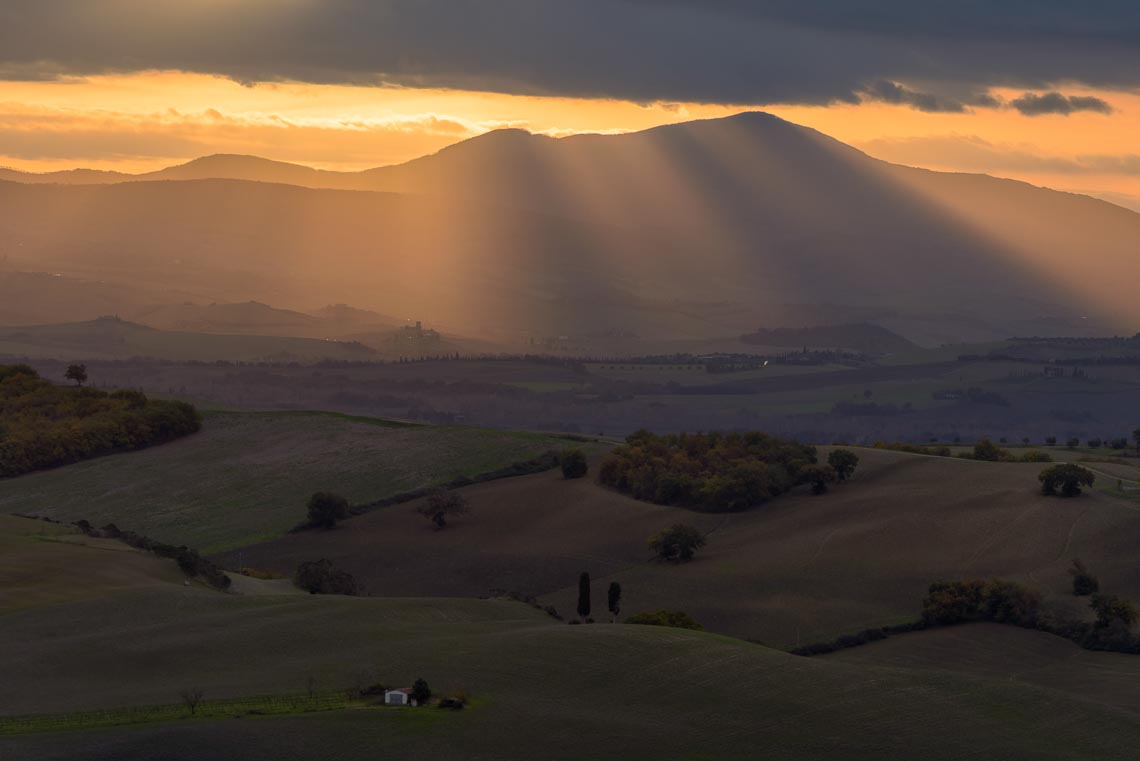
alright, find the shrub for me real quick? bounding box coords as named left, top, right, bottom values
left=626, top=610, right=703, bottom=631
left=306, top=492, right=349, bottom=529
left=294, top=558, right=358, bottom=595
left=922, top=579, right=1039, bottom=627
left=827, top=449, right=860, bottom=482
left=560, top=448, right=588, bottom=479
left=1091, top=594, right=1138, bottom=630
left=1070, top=559, right=1099, bottom=596
left=1039, top=464, right=1096, bottom=497
left=648, top=524, right=706, bottom=562
left=799, top=463, right=837, bottom=494
left=416, top=490, right=469, bottom=529
left=1019, top=450, right=1053, bottom=463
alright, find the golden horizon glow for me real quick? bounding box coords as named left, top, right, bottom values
left=2, top=71, right=1140, bottom=207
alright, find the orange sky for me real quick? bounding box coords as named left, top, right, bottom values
left=2, top=71, right=1139, bottom=207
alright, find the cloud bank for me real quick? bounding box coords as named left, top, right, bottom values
left=2, top=1, right=1139, bottom=106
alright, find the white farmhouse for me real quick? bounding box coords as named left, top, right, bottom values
left=384, top=688, right=416, bottom=706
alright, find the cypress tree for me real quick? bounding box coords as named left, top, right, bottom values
left=577, top=572, right=591, bottom=620
left=607, top=582, right=622, bottom=623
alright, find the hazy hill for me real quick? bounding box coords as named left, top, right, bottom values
left=0, top=317, right=378, bottom=362
left=3, top=113, right=1139, bottom=340
left=740, top=323, right=918, bottom=354
left=131, top=301, right=325, bottom=337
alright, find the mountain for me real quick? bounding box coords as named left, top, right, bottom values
left=1, top=113, right=1138, bottom=342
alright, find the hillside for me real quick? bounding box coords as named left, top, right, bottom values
left=3, top=113, right=1139, bottom=341
left=740, top=323, right=918, bottom=354
left=227, top=447, right=1140, bottom=646
left=0, top=410, right=606, bottom=552
left=1, top=517, right=1139, bottom=761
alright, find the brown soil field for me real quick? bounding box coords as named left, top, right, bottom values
left=237, top=448, right=1140, bottom=647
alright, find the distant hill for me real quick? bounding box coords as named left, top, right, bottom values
left=740, top=323, right=918, bottom=354
left=3, top=113, right=1139, bottom=341
left=0, top=317, right=378, bottom=362
left=131, top=301, right=325, bottom=337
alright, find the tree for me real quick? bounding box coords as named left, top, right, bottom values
left=64, top=363, right=88, bottom=387
left=1091, top=594, right=1138, bottom=630
left=1133, top=428, right=1140, bottom=453
left=607, top=582, right=622, bottom=623
left=1070, top=559, right=1099, bottom=597
left=411, top=678, right=432, bottom=705
left=560, top=448, right=588, bottom=479
left=800, top=463, right=837, bottom=494
left=577, top=572, right=591, bottom=620
left=1039, top=464, right=1096, bottom=497
left=648, top=524, right=706, bottom=562
left=306, top=492, right=349, bottom=529
left=1066, top=437, right=1080, bottom=448
left=180, top=687, right=204, bottom=716
left=827, top=449, right=860, bottom=482
left=1045, top=436, right=1057, bottom=447
left=416, top=490, right=469, bottom=529
left=293, top=558, right=358, bottom=595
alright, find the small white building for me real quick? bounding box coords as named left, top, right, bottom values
left=384, top=688, right=416, bottom=706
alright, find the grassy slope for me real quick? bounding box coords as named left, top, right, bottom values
left=0, top=411, right=603, bottom=553
left=0, top=516, right=183, bottom=614
left=4, top=515, right=1140, bottom=760
left=825, top=623, right=1140, bottom=716
left=242, top=448, right=1140, bottom=646
left=4, top=585, right=1140, bottom=761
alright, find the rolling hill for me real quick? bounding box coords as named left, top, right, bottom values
left=3, top=513, right=1140, bottom=761
left=220, top=447, right=1140, bottom=647
left=2, top=113, right=1139, bottom=342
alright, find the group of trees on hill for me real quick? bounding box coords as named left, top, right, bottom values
left=598, top=430, right=833, bottom=512
left=0, top=364, right=201, bottom=478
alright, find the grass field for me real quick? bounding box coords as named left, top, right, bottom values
left=4, top=586, right=1140, bottom=760
left=826, top=623, right=1140, bottom=715
left=5, top=513, right=1140, bottom=759
left=0, top=411, right=606, bottom=553
left=0, top=516, right=182, bottom=614
left=239, top=447, right=1140, bottom=647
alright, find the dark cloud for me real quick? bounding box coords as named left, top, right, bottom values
left=860, top=82, right=964, bottom=112
left=2, top=1, right=1139, bottom=105
left=1010, top=92, right=1115, bottom=116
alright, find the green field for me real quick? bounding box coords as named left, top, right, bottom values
left=3, top=560, right=1140, bottom=760
left=0, top=411, right=606, bottom=553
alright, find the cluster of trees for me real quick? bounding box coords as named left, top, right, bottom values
left=0, top=364, right=201, bottom=478
left=648, top=524, right=705, bottom=562
left=416, top=490, right=470, bottom=529
left=598, top=430, right=821, bottom=512
left=923, top=577, right=1140, bottom=653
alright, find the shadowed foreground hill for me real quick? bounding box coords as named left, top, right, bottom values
left=2, top=519, right=1140, bottom=761
left=239, top=448, right=1140, bottom=646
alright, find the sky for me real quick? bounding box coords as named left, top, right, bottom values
left=2, top=1, right=1140, bottom=207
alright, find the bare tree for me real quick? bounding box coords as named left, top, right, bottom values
left=180, top=687, right=204, bottom=715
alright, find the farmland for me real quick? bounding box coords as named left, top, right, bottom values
left=0, top=410, right=605, bottom=553
left=238, top=446, right=1140, bottom=646
left=2, top=532, right=1139, bottom=761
